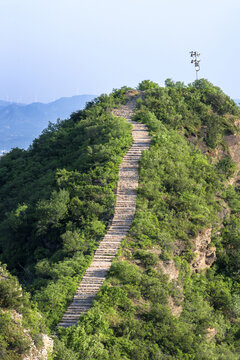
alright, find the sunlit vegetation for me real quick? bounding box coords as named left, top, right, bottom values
left=0, top=264, right=46, bottom=360
left=1, top=80, right=240, bottom=359
left=0, top=87, right=132, bottom=328
left=56, top=80, right=240, bottom=359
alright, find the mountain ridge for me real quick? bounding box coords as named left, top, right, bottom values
left=1, top=81, right=240, bottom=359
left=0, top=94, right=96, bottom=152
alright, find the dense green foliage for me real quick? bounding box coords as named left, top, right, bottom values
left=56, top=80, right=240, bottom=359
left=141, top=78, right=238, bottom=149
left=0, top=87, right=132, bottom=328
left=137, top=80, right=159, bottom=91
left=1, top=80, right=240, bottom=359
left=0, top=264, right=46, bottom=360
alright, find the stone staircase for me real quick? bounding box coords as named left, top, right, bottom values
left=58, top=94, right=150, bottom=327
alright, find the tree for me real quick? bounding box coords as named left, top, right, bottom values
left=137, top=80, right=159, bottom=91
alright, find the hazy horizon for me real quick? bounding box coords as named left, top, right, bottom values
left=0, top=93, right=97, bottom=106
left=0, top=0, right=239, bottom=103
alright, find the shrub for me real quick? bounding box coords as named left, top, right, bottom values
left=109, top=261, right=142, bottom=285
left=134, top=250, right=158, bottom=267
left=137, top=80, right=159, bottom=91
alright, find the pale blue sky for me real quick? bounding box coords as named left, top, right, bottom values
left=0, top=0, right=239, bottom=103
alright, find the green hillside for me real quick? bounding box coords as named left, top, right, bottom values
left=0, top=80, right=240, bottom=359
left=0, top=264, right=50, bottom=359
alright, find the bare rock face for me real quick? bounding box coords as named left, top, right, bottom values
left=218, top=199, right=231, bottom=220
left=190, top=228, right=216, bottom=273
left=157, top=260, right=183, bottom=316
left=23, top=334, right=53, bottom=360
left=224, top=134, right=240, bottom=185
left=2, top=309, right=53, bottom=360
left=168, top=296, right=182, bottom=317
left=206, top=327, right=217, bottom=341
left=225, top=134, right=240, bottom=162
left=158, top=259, right=179, bottom=281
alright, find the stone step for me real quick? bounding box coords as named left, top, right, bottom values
left=81, top=280, right=104, bottom=285
left=77, top=284, right=103, bottom=288
left=78, top=279, right=103, bottom=283
left=93, top=256, right=115, bottom=261
left=77, top=283, right=102, bottom=287
left=101, top=236, right=124, bottom=239
left=77, top=286, right=101, bottom=290
left=63, top=310, right=89, bottom=315
left=84, top=273, right=107, bottom=278
left=76, top=290, right=100, bottom=294
left=72, top=299, right=94, bottom=304
left=67, top=303, right=93, bottom=308
left=96, top=245, right=120, bottom=249
left=100, top=239, right=123, bottom=243
left=111, top=218, right=133, bottom=221
left=68, top=302, right=93, bottom=307
left=94, top=253, right=117, bottom=258
left=98, top=241, right=121, bottom=244
left=98, top=245, right=121, bottom=249
left=72, top=295, right=95, bottom=299
left=60, top=315, right=84, bottom=320
left=112, top=218, right=134, bottom=221
left=99, top=242, right=122, bottom=246
left=108, top=225, right=130, bottom=229
left=93, top=255, right=116, bottom=259
left=95, top=248, right=119, bottom=252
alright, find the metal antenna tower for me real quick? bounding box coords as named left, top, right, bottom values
left=190, top=51, right=200, bottom=80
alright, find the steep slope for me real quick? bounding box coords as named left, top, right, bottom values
left=1, top=80, right=240, bottom=359
left=59, top=95, right=150, bottom=327
left=56, top=80, right=240, bottom=360
left=0, top=264, right=53, bottom=360
left=0, top=87, right=133, bottom=330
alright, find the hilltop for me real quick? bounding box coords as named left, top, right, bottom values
left=0, top=80, right=240, bottom=359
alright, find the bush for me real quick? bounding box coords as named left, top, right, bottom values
left=137, top=80, right=159, bottom=91
left=217, top=157, right=237, bottom=178
left=109, top=261, right=142, bottom=285
left=134, top=250, right=158, bottom=267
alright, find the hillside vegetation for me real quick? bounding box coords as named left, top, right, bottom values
left=0, top=264, right=52, bottom=360
left=0, top=80, right=240, bottom=359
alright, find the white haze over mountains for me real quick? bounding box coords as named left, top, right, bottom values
left=0, top=95, right=95, bottom=155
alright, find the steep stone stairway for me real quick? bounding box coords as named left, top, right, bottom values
left=58, top=94, right=151, bottom=327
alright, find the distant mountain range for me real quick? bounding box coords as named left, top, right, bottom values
left=0, top=95, right=95, bottom=153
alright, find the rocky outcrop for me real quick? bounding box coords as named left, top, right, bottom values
left=190, top=228, right=216, bottom=273
left=23, top=334, right=53, bottom=360
left=206, top=327, right=217, bottom=341
left=0, top=265, right=53, bottom=360
left=158, top=259, right=179, bottom=281
left=168, top=296, right=183, bottom=317
left=224, top=133, right=240, bottom=185
left=0, top=309, right=53, bottom=360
